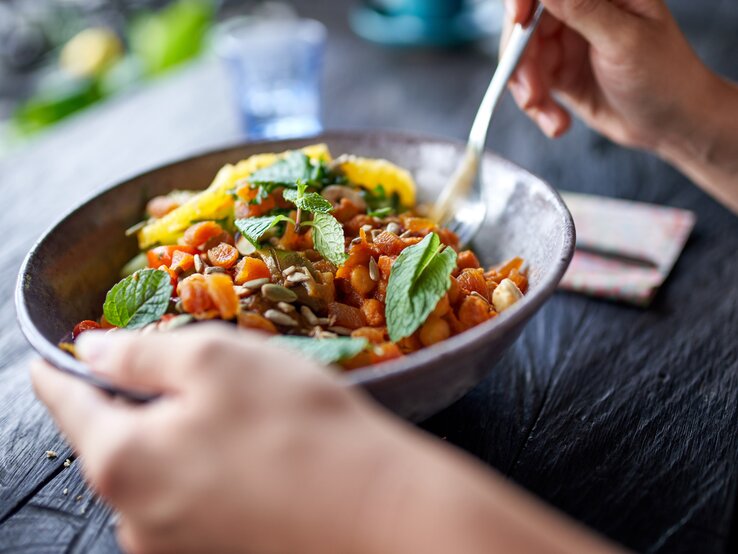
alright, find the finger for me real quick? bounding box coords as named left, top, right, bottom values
left=529, top=97, right=572, bottom=138
left=540, top=0, right=635, bottom=50
left=505, top=0, right=534, bottom=24
left=31, top=359, right=129, bottom=453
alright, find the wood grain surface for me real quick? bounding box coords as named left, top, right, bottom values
left=1, top=1, right=737, bottom=552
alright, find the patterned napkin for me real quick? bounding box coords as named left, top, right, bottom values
left=559, top=192, right=696, bottom=306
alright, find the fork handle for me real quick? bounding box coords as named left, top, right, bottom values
left=468, top=2, right=545, bottom=154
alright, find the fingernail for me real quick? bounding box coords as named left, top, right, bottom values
left=537, top=111, right=560, bottom=137
left=75, top=331, right=113, bottom=363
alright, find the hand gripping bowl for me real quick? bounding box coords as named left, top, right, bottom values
left=16, top=132, right=575, bottom=421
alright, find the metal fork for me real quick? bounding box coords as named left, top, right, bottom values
left=432, top=2, right=545, bottom=247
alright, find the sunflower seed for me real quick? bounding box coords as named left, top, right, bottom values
left=400, top=230, right=413, bottom=238
left=205, top=266, right=226, bottom=275
left=370, top=229, right=382, bottom=240
left=368, top=257, right=379, bottom=281
left=242, top=277, right=270, bottom=289
left=318, top=316, right=334, bottom=326
left=194, top=254, right=204, bottom=273
left=328, top=326, right=352, bottom=336
left=277, top=302, right=296, bottom=313
left=361, top=224, right=373, bottom=232
left=264, top=309, right=297, bottom=326
left=300, top=305, right=319, bottom=325
left=350, top=237, right=362, bottom=245
left=125, top=220, right=147, bottom=237
left=282, top=265, right=298, bottom=276
left=287, top=272, right=310, bottom=284
left=261, top=284, right=298, bottom=303
left=386, top=222, right=402, bottom=235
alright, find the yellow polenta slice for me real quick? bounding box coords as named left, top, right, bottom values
left=138, top=144, right=332, bottom=248
left=336, top=155, right=416, bottom=208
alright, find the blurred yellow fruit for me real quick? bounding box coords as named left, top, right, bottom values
left=60, top=27, right=123, bottom=78
left=336, top=155, right=416, bottom=208
left=138, top=144, right=332, bottom=248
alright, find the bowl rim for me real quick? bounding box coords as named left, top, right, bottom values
left=15, top=129, right=575, bottom=395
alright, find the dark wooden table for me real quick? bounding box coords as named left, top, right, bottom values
left=1, top=1, right=737, bottom=552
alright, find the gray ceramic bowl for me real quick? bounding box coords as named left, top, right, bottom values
left=16, top=131, right=574, bottom=421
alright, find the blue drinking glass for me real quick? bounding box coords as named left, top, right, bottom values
left=216, top=17, right=326, bottom=140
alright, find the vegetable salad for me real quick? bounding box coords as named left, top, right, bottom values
left=66, top=145, right=527, bottom=368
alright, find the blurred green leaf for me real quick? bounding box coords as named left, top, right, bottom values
left=129, top=0, right=214, bottom=76
left=11, top=78, right=102, bottom=136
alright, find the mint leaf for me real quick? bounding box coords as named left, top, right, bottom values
left=367, top=207, right=393, bottom=218
left=103, top=269, right=173, bottom=329
left=235, top=215, right=294, bottom=246
left=283, top=186, right=333, bottom=214
left=386, top=233, right=458, bottom=342
left=305, top=212, right=347, bottom=266
left=270, top=336, right=368, bottom=365
left=249, top=152, right=315, bottom=186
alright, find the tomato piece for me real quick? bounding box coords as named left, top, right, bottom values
left=234, top=257, right=271, bottom=285
left=205, top=273, right=239, bottom=320
left=73, top=320, right=101, bottom=338
left=147, top=245, right=197, bottom=268
left=182, top=221, right=225, bottom=248
left=208, top=242, right=239, bottom=268
left=177, top=274, right=214, bottom=314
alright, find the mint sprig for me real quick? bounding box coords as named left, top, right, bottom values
left=283, top=184, right=333, bottom=214
left=270, top=336, right=368, bottom=365
left=385, top=233, right=457, bottom=342
left=235, top=215, right=294, bottom=246
left=103, top=269, right=173, bottom=329
left=304, top=213, right=348, bottom=266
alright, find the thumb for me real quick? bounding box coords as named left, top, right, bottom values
left=76, top=330, right=185, bottom=394
left=540, top=0, right=639, bottom=49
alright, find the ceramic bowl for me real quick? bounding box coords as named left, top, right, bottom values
left=16, top=131, right=574, bottom=421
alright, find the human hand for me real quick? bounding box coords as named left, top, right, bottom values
left=32, top=324, right=625, bottom=554
left=502, top=0, right=721, bottom=151
left=30, top=325, right=418, bottom=554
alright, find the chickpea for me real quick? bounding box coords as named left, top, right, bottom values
left=350, top=265, right=376, bottom=296
left=419, top=316, right=451, bottom=347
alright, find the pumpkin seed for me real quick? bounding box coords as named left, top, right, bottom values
left=160, top=314, right=194, bottom=331
left=242, top=277, right=270, bottom=289
left=264, top=309, right=297, bottom=326
left=261, top=284, right=298, bottom=303
left=286, top=272, right=309, bottom=284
